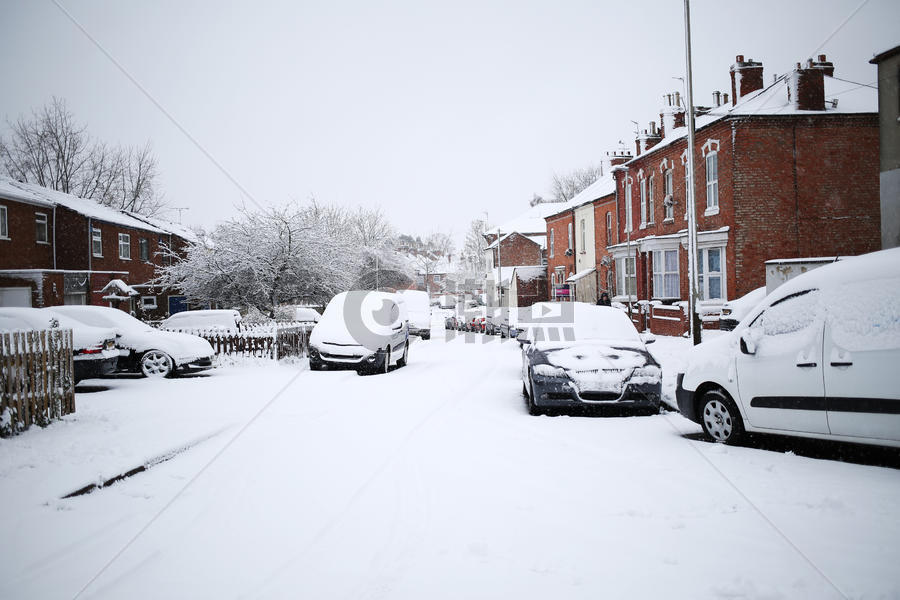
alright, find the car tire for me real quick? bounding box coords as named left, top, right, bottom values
left=309, top=358, right=323, bottom=371
left=421, top=332, right=430, bottom=341
left=140, top=350, right=174, bottom=378
left=700, top=389, right=745, bottom=444
left=526, top=373, right=542, bottom=416
left=397, top=343, right=408, bottom=368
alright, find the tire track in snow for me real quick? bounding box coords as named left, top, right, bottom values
left=253, top=335, right=501, bottom=599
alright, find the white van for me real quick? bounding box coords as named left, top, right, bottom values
left=677, top=247, right=900, bottom=448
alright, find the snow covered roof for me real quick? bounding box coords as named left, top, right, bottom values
left=485, top=231, right=546, bottom=251
left=544, top=173, right=616, bottom=220
left=485, top=202, right=563, bottom=238
left=99, top=279, right=139, bottom=296
left=0, top=176, right=192, bottom=240
left=566, top=267, right=595, bottom=283
left=622, top=72, right=876, bottom=167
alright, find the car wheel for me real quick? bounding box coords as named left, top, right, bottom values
left=382, top=349, right=391, bottom=374
left=397, top=343, right=408, bottom=368
left=421, top=332, right=430, bottom=340
left=309, top=358, right=323, bottom=371
left=700, top=389, right=745, bottom=444
left=526, top=373, right=541, bottom=416
left=140, top=350, right=174, bottom=378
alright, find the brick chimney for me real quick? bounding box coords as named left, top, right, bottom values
left=811, top=54, right=834, bottom=77
left=660, top=92, right=686, bottom=137
left=790, top=59, right=826, bottom=111
left=730, top=55, right=764, bottom=105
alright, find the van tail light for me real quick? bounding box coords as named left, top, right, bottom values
left=75, top=347, right=103, bottom=355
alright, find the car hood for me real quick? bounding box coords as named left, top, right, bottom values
left=531, top=340, right=660, bottom=392
left=118, top=328, right=214, bottom=359
left=681, top=331, right=739, bottom=385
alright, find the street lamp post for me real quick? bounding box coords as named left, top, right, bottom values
left=684, top=0, right=702, bottom=345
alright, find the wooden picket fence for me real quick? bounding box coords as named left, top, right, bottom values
left=199, top=326, right=309, bottom=360
left=1, top=329, right=76, bottom=437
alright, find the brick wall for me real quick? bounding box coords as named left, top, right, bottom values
left=545, top=211, right=575, bottom=286
left=0, top=200, right=55, bottom=270
left=495, top=233, right=542, bottom=267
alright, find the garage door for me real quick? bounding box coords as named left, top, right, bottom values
left=0, top=287, right=33, bottom=307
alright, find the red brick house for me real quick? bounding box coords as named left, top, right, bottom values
left=607, top=54, right=880, bottom=335
left=0, top=177, right=194, bottom=318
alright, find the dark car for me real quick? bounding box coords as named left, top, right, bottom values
left=718, top=287, right=766, bottom=331
left=0, top=307, right=118, bottom=383
left=519, top=302, right=661, bottom=416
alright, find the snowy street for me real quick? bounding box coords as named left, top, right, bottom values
left=1, top=328, right=899, bottom=599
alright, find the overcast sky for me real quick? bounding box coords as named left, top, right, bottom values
left=2, top=0, right=897, bottom=247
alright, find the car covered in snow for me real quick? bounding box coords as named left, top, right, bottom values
left=159, top=309, right=242, bottom=333
left=45, top=305, right=215, bottom=378
left=0, top=307, right=119, bottom=383
left=519, top=302, right=661, bottom=416
left=294, top=306, right=321, bottom=325
left=308, top=291, right=409, bottom=375
left=718, top=286, right=766, bottom=331
left=396, top=290, right=432, bottom=340
left=676, top=247, right=900, bottom=448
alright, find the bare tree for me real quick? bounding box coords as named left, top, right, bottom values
left=549, top=164, right=604, bottom=201
left=0, top=98, right=165, bottom=216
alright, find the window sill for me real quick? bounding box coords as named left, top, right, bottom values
left=36, top=240, right=50, bottom=245
left=662, top=218, right=674, bottom=224
left=704, top=207, right=720, bottom=217
left=0, top=236, right=10, bottom=241
left=93, top=254, right=103, bottom=258
left=639, top=224, right=647, bottom=230
left=119, top=257, right=131, bottom=261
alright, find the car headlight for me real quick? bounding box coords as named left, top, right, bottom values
left=630, top=366, right=661, bottom=383
left=721, top=308, right=732, bottom=317
left=531, top=365, right=568, bottom=379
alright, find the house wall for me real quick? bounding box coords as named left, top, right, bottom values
left=573, top=202, right=596, bottom=303
left=0, top=199, right=55, bottom=270
left=593, top=195, right=617, bottom=296
left=545, top=211, right=575, bottom=298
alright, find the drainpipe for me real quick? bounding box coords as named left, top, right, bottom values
left=52, top=205, right=57, bottom=270
left=87, top=217, right=92, bottom=272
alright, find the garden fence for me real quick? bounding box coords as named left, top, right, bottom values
left=0, top=328, right=75, bottom=437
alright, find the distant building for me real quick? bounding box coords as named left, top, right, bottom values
left=870, top=45, right=900, bottom=249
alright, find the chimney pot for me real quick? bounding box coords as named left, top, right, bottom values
left=736, top=54, right=744, bottom=62
left=730, top=54, right=764, bottom=105
left=818, top=54, right=826, bottom=62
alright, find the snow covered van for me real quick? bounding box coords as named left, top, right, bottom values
left=397, top=290, right=432, bottom=340
left=676, top=247, right=900, bottom=448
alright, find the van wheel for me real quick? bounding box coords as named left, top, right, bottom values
left=700, top=389, right=744, bottom=444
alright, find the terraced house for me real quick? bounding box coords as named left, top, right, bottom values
left=545, top=53, right=880, bottom=335
left=0, top=177, right=195, bottom=318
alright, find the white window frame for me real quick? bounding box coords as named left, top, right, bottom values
left=139, top=237, right=150, bottom=261
left=605, top=212, right=612, bottom=245
left=624, top=178, right=633, bottom=233
left=141, top=296, right=157, bottom=309
left=433, top=273, right=442, bottom=282
left=0, top=205, right=7, bottom=239
left=648, top=174, right=655, bottom=225
left=549, top=229, right=555, bottom=258
left=567, top=222, right=573, bottom=251
left=705, top=152, right=719, bottom=215
left=639, top=177, right=647, bottom=228
left=118, top=233, right=131, bottom=260
left=697, top=246, right=726, bottom=300
left=35, top=212, right=49, bottom=244
left=652, top=249, right=680, bottom=299
left=616, top=256, right=636, bottom=299
left=664, top=169, right=674, bottom=221
left=579, top=218, right=586, bottom=252
left=92, top=227, right=103, bottom=257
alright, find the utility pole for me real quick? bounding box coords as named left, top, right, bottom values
left=170, top=207, right=189, bottom=224
left=683, top=0, right=702, bottom=345
left=496, top=228, right=502, bottom=306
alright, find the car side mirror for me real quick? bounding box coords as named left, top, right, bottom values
left=740, top=331, right=756, bottom=355
left=516, top=331, right=530, bottom=346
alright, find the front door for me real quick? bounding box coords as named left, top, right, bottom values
left=735, top=289, right=829, bottom=434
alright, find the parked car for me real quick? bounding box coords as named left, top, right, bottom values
left=159, top=309, right=242, bottom=333
left=308, top=291, right=409, bottom=375
left=444, top=314, right=458, bottom=330
left=719, top=287, right=766, bottom=331
left=0, top=307, right=118, bottom=383
left=46, top=306, right=215, bottom=378
left=397, top=290, right=432, bottom=340
left=519, top=302, right=661, bottom=416
left=294, top=306, right=321, bottom=326
left=677, top=247, right=900, bottom=448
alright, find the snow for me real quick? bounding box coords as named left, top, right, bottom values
left=0, top=319, right=898, bottom=598
left=485, top=202, right=563, bottom=238
left=0, top=176, right=169, bottom=233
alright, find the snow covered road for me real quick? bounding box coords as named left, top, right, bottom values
left=1, top=330, right=899, bottom=599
